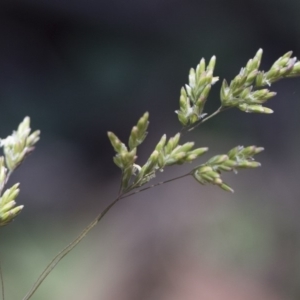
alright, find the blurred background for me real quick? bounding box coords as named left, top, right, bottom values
left=1, top=0, right=300, bottom=299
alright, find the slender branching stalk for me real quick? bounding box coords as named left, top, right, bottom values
left=22, top=172, right=193, bottom=299
left=187, top=106, right=228, bottom=132
left=120, top=172, right=192, bottom=200
left=1, top=49, right=300, bottom=300
left=0, top=260, right=4, bottom=300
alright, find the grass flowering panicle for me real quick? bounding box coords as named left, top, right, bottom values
left=1, top=49, right=300, bottom=300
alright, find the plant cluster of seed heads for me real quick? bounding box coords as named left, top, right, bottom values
left=194, top=145, right=264, bottom=193
left=2, top=48, right=300, bottom=300
left=108, top=112, right=208, bottom=193
left=220, top=49, right=300, bottom=114
left=108, top=49, right=300, bottom=194
left=3, top=49, right=300, bottom=225
left=0, top=117, right=40, bottom=226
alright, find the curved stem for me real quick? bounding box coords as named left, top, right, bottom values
left=22, top=171, right=193, bottom=300
left=0, top=259, right=4, bottom=300
left=120, top=172, right=192, bottom=200
left=187, top=106, right=230, bottom=132
left=22, top=196, right=122, bottom=300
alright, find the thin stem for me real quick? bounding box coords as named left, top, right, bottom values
left=187, top=106, right=225, bottom=132
left=22, top=171, right=192, bottom=300
left=22, top=195, right=122, bottom=300
left=20, top=102, right=225, bottom=300
left=186, top=105, right=233, bottom=133
left=117, top=173, right=123, bottom=196
left=0, top=260, right=4, bottom=300
left=120, top=172, right=192, bottom=200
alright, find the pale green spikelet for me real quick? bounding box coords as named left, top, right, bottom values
left=255, top=50, right=300, bottom=86
left=219, top=49, right=300, bottom=115
left=107, top=131, right=127, bottom=154
left=0, top=183, right=23, bottom=226
left=128, top=112, right=149, bottom=150
left=176, top=55, right=219, bottom=126
left=193, top=145, right=264, bottom=192
left=0, top=117, right=41, bottom=171
left=0, top=117, right=40, bottom=226
left=154, top=133, right=208, bottom=169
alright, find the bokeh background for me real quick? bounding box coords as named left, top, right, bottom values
left=1, top=0, right=300, bottom=299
